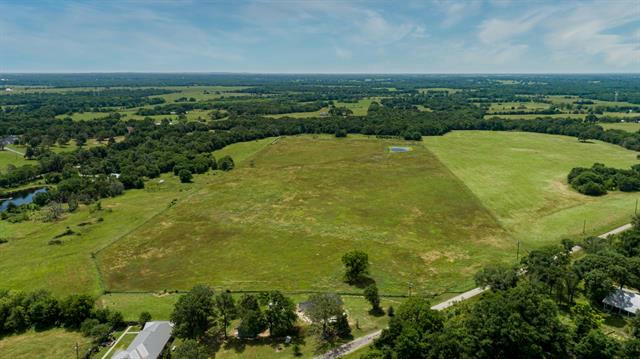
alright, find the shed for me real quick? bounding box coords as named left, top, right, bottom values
left=602, top=288, right=640, bottom=316
left=112, top=321, right=173, bottom=359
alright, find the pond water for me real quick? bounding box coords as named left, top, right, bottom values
left=0, top=187, right=48, bottom=212
left=389, top=146, right=411, bottom=152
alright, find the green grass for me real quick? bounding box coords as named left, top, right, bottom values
left=427, top=131, right=640, bottom=249
left=215, top=294, right=395, bottom=359
left=418, top=88, right=461, bottom=94
left=97, top=135, right=512, bottom=295
left=484, top=113, right=586, bottom=120
left=488, top=101, right=550, bottom=113
left=0, top=173, right=201, bottom=296
left=0, top=148, right=30, bottom=171
left=599, top=122, right=640, bottom=132
left=0, top=328, right=92, bottom=359
left=97, top=293, right=179, bottom=321
left=148, top=85, right=250, bottom=103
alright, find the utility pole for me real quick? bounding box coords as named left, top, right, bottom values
left=635, top=198, right=638, bottom=216
left=583, top=219, right=586, bottom=234
left=75, top=342, right=79, bottom=359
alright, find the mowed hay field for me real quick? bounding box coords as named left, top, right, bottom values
left=0, top=329, right=92, bottom=359
left=98, top=135, right=513, bottom=295
left=427, top=131, right=640, bottom=248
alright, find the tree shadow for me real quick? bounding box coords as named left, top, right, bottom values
left=368, top=307, right=386, bottom=317
left=350, top=275, right=376, bottom=289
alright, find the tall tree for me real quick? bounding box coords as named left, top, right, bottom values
left=171, top=285, right=219, bottom=339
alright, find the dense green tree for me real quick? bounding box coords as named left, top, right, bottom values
left=306, top=293, right=345, bottom=340
left=474, top=263, right=519, bottom=291
left=261, top=291, right=297, bottom=337
left=173, top=339, right=209, bottom=359
left=583, top=269, right=615, bottom=304
left=138, top=311, right=152, bottom=328
left=341, top=250, right=369, bottom=284
left=463, top=284, right=570, bottom=359
left=170, top=285, right=219, bottom=339
left=574, top=329, right=619, bottom=359
left=237, top=309, right=266, bottom=339
left=215, top=291, right=236, bottom=339
left=179, top=169, right=193, bottom=183
left=364, top=284, right=381, bottom=313
left=59, top=294, right=94, bottom=329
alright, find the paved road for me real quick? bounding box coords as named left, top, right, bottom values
left=316, top=222, right=634, bottom=359
left=317, top=330, right=383, bottom=359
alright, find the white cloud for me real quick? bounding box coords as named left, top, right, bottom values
left=335, top=47, right=352, bottom=60
left=545, top=1, right=640, bottom=67
left=477, top=8, right=552, bottom=44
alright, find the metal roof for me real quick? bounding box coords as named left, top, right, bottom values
left=602, top=288, right=640, bottom=315
left=112, top=321, right=173, bottom=359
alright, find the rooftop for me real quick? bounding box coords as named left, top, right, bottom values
left=112, top=321, right=173, bottom=359
left=602, top=288, right=640, bottom=315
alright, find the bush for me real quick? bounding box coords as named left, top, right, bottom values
left=179, top=169, right=192, bottom=183
left=218, top=156, right=235, bottom=171
left=579, top=182, right=607, bottom=196
left=138, top=311, right=152, bottom=328
left=335, top=128, right=347, bottom=137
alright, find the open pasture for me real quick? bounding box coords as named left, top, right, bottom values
left=427, top=131, right=640, bottom=248
left=487, top=101, right=550, bottom=113
left=0, top=328, right=92, bottom=359
left=98, top=135, right=513, bottom=295
left=599, top=122, right=640, bottom=132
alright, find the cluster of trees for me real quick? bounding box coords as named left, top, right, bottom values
left=169, top=285, right=356, bottom=356
left=170, top=286, right=298, bottom=344
left=361, top=222, right=640, bottom=358
left=135, top=98, right=328, bottom=116
left=0, top=88, right=170, bottom=116
left=569, top=163, right=640, bottom=196
left=0, top=290, right=124, bottom=349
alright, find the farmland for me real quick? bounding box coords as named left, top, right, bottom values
left=97, top=135, right=513, bottom=295
left=2, top=72, right=640, bottom=358
left=428, top=131, right=639, bottom=247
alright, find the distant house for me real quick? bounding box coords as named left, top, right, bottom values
left=4, top=87, right=12, bottom=92
left=112, top=321, right=173, bottom=359
left=602, top=288, right=640, bottom=316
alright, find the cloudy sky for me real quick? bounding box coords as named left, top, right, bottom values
left=0, top=0, right=638, bottom=73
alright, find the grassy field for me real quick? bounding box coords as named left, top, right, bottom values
left=427, top=131, right=639, bottom=248
left=0, top=148, right=30, bottom=171
left=599, top=122, right=640, bottom=132
left=148, top=85, right=250, bottom=103
left=0, top=328, right=92, bottom=359
left=0, top=173, right=204, bottom=296
left=97, top=135, right=512, bottom=295
left=487, top=101, right=550, bottom=113
left=484, top=113, right=586, bottom=120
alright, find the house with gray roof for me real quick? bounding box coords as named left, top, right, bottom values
left=112, top=321, right=173, bottom=359
left=602, top=288, right=640, bottom=316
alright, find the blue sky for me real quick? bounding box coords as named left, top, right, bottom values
left=0, top=0, right=638, bottom=73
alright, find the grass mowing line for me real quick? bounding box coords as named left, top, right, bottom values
left=99, top=136, right=513, bottom=295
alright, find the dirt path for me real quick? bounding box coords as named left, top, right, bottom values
left=316, top=222, right=634, bottom=359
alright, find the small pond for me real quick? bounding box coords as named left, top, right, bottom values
left=0, top=187, right=48, bottom=212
